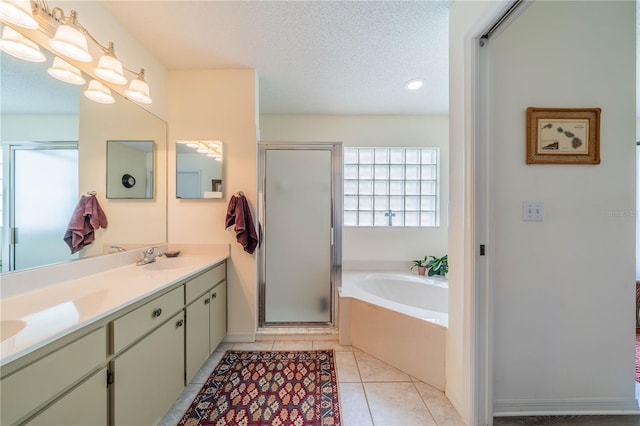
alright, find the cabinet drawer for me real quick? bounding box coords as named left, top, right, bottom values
left=1, top=327, right=106, bottom=425
left=185, top=263, right=226, bottom=304
left=111, top=286, right=183, bottom=354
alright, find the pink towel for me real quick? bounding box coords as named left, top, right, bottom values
left=63, top=195, right=108, bottom=254
left=225, top=194, right=258, bottom=254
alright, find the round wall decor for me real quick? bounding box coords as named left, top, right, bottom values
left=122, top=174, right=136, bottom=188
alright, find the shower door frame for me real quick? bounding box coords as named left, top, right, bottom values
left=257, top=142, right=343, bottom=328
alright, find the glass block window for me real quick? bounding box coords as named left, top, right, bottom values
left=344, top=147, right=439, bottom=227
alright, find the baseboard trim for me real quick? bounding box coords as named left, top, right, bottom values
left=223, top=332, right=255, bottom=343
left=494, top=397, right=640, bottom=416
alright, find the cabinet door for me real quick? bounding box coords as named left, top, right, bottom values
left=185, top=292, right=211, bottom=383
left=112, top=312, right=185, bottom=426
left=1, top=327, right=106, bottom=425
left=28, top=368, right=108, bottom=426
left=209, top=281, right=227, bottom=352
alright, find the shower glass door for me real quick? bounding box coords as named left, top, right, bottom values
left=4, top=145, right=79, bottom=272
left=259, top=143, right=342, bottom=326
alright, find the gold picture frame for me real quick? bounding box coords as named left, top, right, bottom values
left=526, top=107, right=601, bottom=164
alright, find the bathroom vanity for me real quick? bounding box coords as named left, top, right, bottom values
left=0, top=245, right=228, bottom=425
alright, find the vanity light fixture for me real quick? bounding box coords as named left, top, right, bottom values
left=404, top=78, right=425, bottom=91
left=0, top=0, right=37, bottom=29
left=48, top=10, right=92, bottom=62
left=47, top=56, right=85, bottom=84
left=94, top=42, right=126, bottom=85
left=84, top=79, right=115, bottom=104
left=124, top=68, right=152, bottom=104
left=0, top=25, right=45, bottom=62
left=0, top=1, right=154, bottom=104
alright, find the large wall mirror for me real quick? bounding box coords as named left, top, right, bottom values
left=176, top=140, right=224, bottom=199
left=1, top=36, right=167, bottom=274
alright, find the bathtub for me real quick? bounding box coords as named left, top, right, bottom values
left=339, top=271, right=447, bottom=390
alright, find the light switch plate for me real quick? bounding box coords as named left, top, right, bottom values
left=523, top=201, right=543, bottom=222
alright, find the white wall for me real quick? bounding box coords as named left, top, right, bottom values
left=168, top=70, right=258, bottom=341
left=491, top=0, right=636, bottom=414
left=260, top=114, right=449, bottom=266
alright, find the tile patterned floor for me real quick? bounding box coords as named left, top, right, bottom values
left=159, top=339, right=464, bottom=426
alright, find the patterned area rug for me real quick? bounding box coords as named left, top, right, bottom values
left=636, top=329, right=640, bottom=382
left=178, top=350, right=341, bottom=425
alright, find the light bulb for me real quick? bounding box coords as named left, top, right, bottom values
left=47, top=56, right=85, bottom=85
left=0, top=26, right=45, bottom=62
left=84, top=79, right=115, bottom=104
left=0, top=0, right=37, bottom=29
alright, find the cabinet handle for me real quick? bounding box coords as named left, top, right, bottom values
left=212, top=292, right=217, bottom=299
left=204, top=298, right=210, bottom=305
left=152, top=308, right=162, bottom=318
left=176, top=319, right=184, bottom=327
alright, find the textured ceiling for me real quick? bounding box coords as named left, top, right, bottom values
left=1, top=1, right=450, bottom=116
left=100, top=0, right=451, bottom=115
left=1, top=50, right=81, bottom=115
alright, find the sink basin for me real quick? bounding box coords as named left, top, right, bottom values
left=1, top=320, right=26, bottom=341
left=144, top=258, right=191, bottom=271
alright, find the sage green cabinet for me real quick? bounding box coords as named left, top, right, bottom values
left=184, top=263, right=227, bottom=383
left=0, top=327, right=106, bottom=425
left=111, top=312, right=185, bottom=426
left=209, top=281, right=227, bottom=352
left=2, top=260, right=227, bottom=426
left=28, top=368, right=108, bottom=426
left=185, top=292, right=211, bottom=382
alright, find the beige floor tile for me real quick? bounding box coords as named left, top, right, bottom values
left=190, top=351, right=225, bottom=384
left=335, top=351, right=362, bottom=382
left=414, top=381, right=464, bottom=426
left=355, top=351, right=411, bottom=382
left=272, top=340, right=314, bottom=350
left=364, top=382, right=436, bottom=426
left=313, top=340, right=354, bottom=351
left=158, top=383, right=201, bottom=426
left=213, top=341, right=234, bottom=353
left=338, top=382, right=373, bottom=426
left=232, top=341, right=275, bottom=350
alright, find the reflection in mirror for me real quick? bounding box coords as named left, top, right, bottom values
left=107, top=141, right=154, bottom=199
left=1, top=47, right=81, bottom=273
left=176, top=140, right=223, bottom=199
left=0, top=31, right=167, bottom=274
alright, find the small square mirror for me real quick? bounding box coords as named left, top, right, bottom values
left=106, top=140, right=155, bottom=199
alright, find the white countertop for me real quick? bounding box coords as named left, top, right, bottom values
left=0, top=244, right=229, bottom=366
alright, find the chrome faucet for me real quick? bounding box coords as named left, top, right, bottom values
left=136, top=246, right=164, bottom=265
left=109, top=245, right=126, bottom=253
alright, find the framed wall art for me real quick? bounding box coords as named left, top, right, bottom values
left=526, top=107, right=601, bottom=164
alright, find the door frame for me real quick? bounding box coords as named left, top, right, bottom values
left=257, top=141, right=343, bottom=328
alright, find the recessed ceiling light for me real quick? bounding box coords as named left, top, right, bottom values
left=404, top=78, right=425, bottom=91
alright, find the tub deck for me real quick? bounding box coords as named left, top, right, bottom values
left=339, top=271, right=447, bottom=390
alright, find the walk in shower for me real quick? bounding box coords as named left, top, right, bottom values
left=258, top=142, right=342, bottom=327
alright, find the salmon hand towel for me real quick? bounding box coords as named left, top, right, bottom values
left=225, top=194, right=258, bottom=254
left=63, top=194, right=108, bottom=254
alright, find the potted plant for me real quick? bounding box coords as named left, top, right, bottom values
left=425, top=254, right=448, bottom=277
left=411, top=256, right=428, bottom=276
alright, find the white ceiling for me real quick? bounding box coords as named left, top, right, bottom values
left=100, top=0, right=451, bottom=115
